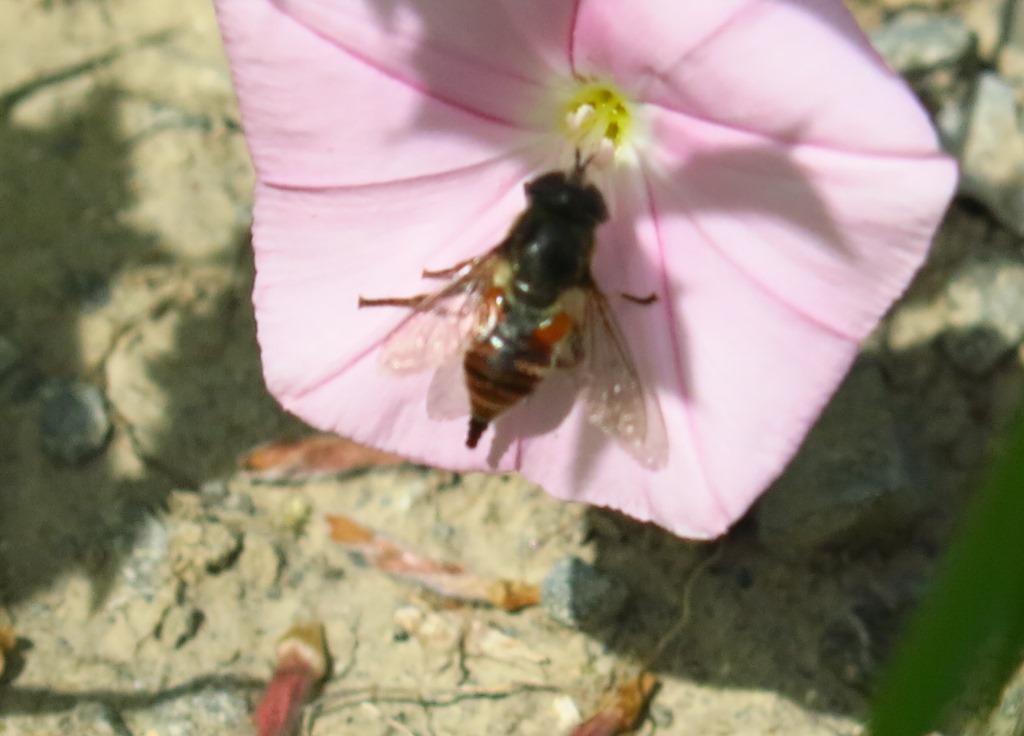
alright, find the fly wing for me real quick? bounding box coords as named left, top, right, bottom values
left=578, top=290, right=668, bottom=470
left=425, top=352, right=471, bottom=420
left=376, top=256, right=497, bottom=374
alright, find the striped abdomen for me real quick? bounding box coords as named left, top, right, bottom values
left=463, top=311, right=574, bottom=448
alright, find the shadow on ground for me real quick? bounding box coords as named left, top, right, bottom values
left=0, top=72, right=297, bottom=608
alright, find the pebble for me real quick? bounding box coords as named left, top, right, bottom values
left=755, top=361, right=918, bottom=552
left=541, top=556, right=629, bottom=629
left=966, top=0, right=1012, bottom=62
left=37, top=378, right=112, bottom=465
left=117, top=514, right=171, bottom=598
left=984, top=661, right=1024, bottom=736
left=170, top=520, right=244, bottom=583
left=870, top=13, right=974, bottom=73
left=940, top=256, right=1024, bottom=375
left=60, top=703, right=132, bottom=736
left=201, top=524, right=244, bottom=574
left=123, top=687, right=250, bottom=736
left=997, top=0, right=1024, bottom=84
left=236, top=533, right=283, bottom=592
left=960, top=72, right=1024, bottom=237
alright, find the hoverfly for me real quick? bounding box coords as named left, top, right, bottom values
left=358, top=156, right=668, bottom=469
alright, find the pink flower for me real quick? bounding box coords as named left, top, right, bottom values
left=215, top=0, right=956, bottom=538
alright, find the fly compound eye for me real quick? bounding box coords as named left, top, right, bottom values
left=578, top=186, right=608, bottom=224
left=525, top=172, right=570, bottom=202
left=523, top=172, right=608, bottom=226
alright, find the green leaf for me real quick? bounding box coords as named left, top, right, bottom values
left=869, top=409, right=1024, bottom=736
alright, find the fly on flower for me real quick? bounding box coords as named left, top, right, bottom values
left=359, top=155, right=668, bottom=469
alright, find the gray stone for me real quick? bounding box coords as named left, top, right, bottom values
left=541, top=556, right=629, bottom=629
left=966, top=0, right=1012, bottom=62
left=998, top=44, right=1024, bottom=91
left=960, top=72, right=1024, bottom=237
left=870, top=13, right=974, bottom=73
left=200, top=523, right=244, bottom=574
left=170, top=519, right=244, bottom=584
left=237, top=533, right=283, bottom=592
left=998, top=0, right=1024, bottom=85
left=940, top=256, right=1024, bottom=375
left=117, top=514, right=171, bottom=598
left=983, top=660, right=1024, bottom=736
left=755, top=362, right=917, bottom=552
left=124, top=687, right=250, bottom=736
left=934, top=83, right=975, bottom=157
left=59, top=703, right=131, bottom=736
left=37, top=378, right=112, bottom=465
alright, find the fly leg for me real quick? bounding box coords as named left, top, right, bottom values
left=620, top=292, right=658, bottom=306
left=358, top=294, right=431, bottom=309
left=360, top=256, right=479, bottom=307
left=422, top=256, right=477, bottom=280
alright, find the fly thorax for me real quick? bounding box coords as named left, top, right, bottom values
left=510, top=222, right=592, bottom=308
left=494, top=304, right=537, bottom=345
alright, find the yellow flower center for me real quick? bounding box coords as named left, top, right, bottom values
left=561, top=80, right=635, bottom=166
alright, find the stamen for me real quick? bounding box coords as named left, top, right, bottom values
left=562, top=80, right=634, bottom=165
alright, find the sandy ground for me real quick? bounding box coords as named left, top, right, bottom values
left=0, top=1, right=1014, bottom=735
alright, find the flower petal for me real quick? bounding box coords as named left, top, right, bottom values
left=215, top=0, right=541, bottom=188
left=218, top=0, right=958, bottom=539
left=555, top=0, right=956, bottom=534
left=251, top=0, right=578, bottom=130
left=644, top=106, right=957, bottom=339
left=573, top=0, right=941, bottom=153
left=251, top=155, right=547, bottom=472
left=515, top=168, right=861, bottom=538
